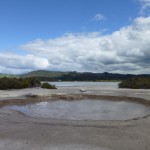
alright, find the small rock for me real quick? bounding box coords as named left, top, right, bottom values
left=79, top=89, right=87, bottom=92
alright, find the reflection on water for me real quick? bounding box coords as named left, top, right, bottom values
left=49, top=81, right=119, bottom=88
left=3, top=100, right=150, bottom=120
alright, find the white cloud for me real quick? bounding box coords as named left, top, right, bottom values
left=21, top=16, right=150, bottom=74
left=138, top=0, right=150, bottom=14
left=92, top=13, right=105, bottom=21
left=0, top=53, right=50, bottom=74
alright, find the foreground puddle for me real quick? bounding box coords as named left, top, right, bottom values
left=3, top=100, right=150, bottom=120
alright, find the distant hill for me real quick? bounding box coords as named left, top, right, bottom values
left=20, top=70, right=70, bottom=81
left=0, top=73, right=19, bottom=78
left=20, top=70, right=150, bottom=81
left=0, top=70, right=150, bottom=81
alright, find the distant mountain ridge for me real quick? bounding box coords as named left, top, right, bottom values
left=1, top=70, right=150, bottom=81
left=20, top=70, right=150, bottom=81
left=21, top=70, right=69, bottom=78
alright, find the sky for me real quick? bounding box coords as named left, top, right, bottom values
left=0, top=0, right=150, bottom=74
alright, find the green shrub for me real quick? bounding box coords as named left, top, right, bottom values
left=0, top=77, right=41, bottom=90
left=41, top=82, right=57, bottom=89
left=119, top=77, right=150, bottom=89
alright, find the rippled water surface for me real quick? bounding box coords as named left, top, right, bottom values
left=3, top=100, right=150, bottom=120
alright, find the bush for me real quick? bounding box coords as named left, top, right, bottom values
left=25, top=77, right=41, bottom=87
left=0, top=77, right=41, bottom=90
left=41, top=82, right=57, bottom=89
left=119, top=77, right=150, bottom=89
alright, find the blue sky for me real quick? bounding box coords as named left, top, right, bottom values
left=0, top=0, right=150, bottom=74
left=0, top=0, right=138, bottom=49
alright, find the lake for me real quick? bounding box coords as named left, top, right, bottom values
left=49, top=81, right=120, bottom=88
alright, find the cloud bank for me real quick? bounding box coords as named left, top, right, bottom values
left=1, top=7, right=150, bottom=75
left=19, top=16, right=150, bottom=74
left=0, top=53, right=49, bottom=74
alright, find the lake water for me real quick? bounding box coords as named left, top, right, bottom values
left=49, top=81, right=119, bottom=88
left=3, top=99, right=150, bottom=120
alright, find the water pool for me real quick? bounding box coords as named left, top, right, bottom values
left=3, top=99, right=150, bottom=120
